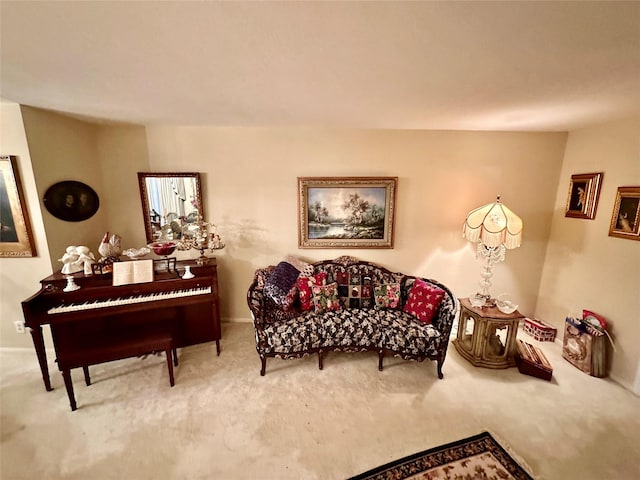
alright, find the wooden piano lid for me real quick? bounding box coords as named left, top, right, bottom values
left=41, top=258, right=217, bottom=288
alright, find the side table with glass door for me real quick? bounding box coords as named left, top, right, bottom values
left=453, top=297, right=524, bottom=369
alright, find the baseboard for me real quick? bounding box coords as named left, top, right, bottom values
left=0, top=346, right=55, bottom=354
left=221, top=317, right=253, bottom=324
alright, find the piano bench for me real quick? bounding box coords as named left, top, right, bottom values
left=57, top=331, right=177, bottom=412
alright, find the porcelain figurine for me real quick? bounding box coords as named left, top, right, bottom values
left=76, top=246, right=96, bottom=275
left=98, top=232, right=122, bottom=262
left=59, top=246, right=83, bottom=275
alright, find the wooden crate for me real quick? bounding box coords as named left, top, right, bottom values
left=515, top=339, right=553, bottom=381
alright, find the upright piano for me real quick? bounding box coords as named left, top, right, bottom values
left=22, top=259, right=221, bottom=393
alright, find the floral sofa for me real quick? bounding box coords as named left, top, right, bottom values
left=246, top=256, right=460, bottom=379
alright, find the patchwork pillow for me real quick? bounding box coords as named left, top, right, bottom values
left=403, top=278, right=446, bottom=324
left=297, top=272, right=328, bottom=311
left=374, top=283, right=401, bottom=309
left=264, top=261, right=301, bottom=309
left=335, top=271, right=373, bottom=309
left=312, top=282, right=343, bottom=313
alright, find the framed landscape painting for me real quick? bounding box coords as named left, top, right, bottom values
left=0, top=155, right=36, bottom=257
left=608, top=186, right=640, bottom=241
left=565, top=172, right=603, bottom=219
left=298, top=177, right=397, bottom=248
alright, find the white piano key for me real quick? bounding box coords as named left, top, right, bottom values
left=47, top=286, right=211, bottom=314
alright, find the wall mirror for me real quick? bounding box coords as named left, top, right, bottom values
left=138, top=172, right=203, bottom=243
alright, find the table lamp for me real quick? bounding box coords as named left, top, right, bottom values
left=462, top=195, right=523, bottom=306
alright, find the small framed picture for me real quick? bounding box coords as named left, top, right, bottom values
left=0, top=155, right=37, bottom=257
left=565, top=172, right=603, bottom=219
left=43, top=180, right=100, bottom=222
left=609, top=186, right=640, bottom=241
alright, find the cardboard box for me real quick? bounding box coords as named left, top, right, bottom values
left=523, top=317, right=557, bottom=342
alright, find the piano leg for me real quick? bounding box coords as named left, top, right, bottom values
left=166, top=349, right=175, bottom=387
left=172, top=348, right=178, bottom=367
left=61, top=369, right=77, bottom=411
left=29, top=326, right=53, bottom=391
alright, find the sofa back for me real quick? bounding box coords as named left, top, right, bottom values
left=313, top=258, right=404, bottom=310
left=314, top=258, right=457, bottom=336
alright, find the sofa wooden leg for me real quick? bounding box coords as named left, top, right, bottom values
left=378, top=350, right=384, bottom=371
left=260, top=356, right=266, bottom=376
left=437, top=359, right=444, bottom=379
left=318, top=350, right=324, bottom=370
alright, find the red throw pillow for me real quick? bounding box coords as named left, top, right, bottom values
left=296, top=272, right=327, bottom=311
left=403, top=278, right=445, bottom=324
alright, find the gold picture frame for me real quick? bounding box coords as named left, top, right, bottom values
left=298, top=177, right=397, bottom=249
left=565, top=172, right=603, bottom=220
left=0, top=155, right=37, bottom=257
left=608, top=186, right=640, bottom=241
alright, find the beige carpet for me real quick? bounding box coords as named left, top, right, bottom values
left=1, top=322, right=639, bottom=480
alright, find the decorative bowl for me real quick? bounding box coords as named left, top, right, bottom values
left=496, top=293, right=518, bottom=314
left=148, top=242, right=176, bottom=256
left=123, top=247, right=151, bottom=260
left=469, top=294, right=485, bottom=308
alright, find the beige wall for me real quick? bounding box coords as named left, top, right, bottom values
left=0, top=103, right=52, bottom=348
left=95, top=125, right=151, bottom=244
left=19, top=107, right=115, bottom=269
left=536, top=116, right=640, bottom=392
left=143, top=127, right=567, bottom=323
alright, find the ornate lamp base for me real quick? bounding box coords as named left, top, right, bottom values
left=474, top=243, right=506, bottom=303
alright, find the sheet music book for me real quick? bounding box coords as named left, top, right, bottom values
left=112, top=260, right=154, bottom=286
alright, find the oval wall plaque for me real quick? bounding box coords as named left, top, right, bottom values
left=43, top=181, right=100, bottom=222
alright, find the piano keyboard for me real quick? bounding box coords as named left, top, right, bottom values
left=47, top=286, right=212, bottom=314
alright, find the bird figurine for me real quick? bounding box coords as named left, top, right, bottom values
left=59, top=246, right=83, bottom=275
left=97, top=232, right=122, bottom=268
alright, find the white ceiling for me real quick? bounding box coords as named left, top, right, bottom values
left=1, top=1, right=639, bottom=131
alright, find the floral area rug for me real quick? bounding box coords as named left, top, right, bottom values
left=347, top=431, right=534, bottom=480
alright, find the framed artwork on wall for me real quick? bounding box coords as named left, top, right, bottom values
left=0, top=155, right=37, bottom=257
left=137, top=172, right=202, bottom=243
left=564, top=172, right=603, bottom=220
left=43, top=180, right=100, bottom=222
left=298, top=176, right=397, bottom=249
left=608, top=186, right=640, bottom=241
